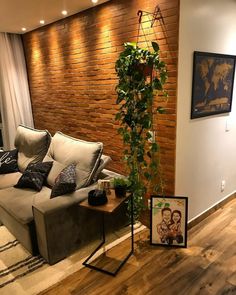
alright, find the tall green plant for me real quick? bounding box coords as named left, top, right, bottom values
left=115, top=42, right=168, bottom=221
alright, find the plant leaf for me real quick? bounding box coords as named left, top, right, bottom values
left=151, top=142, right=159, bottom=152
left=157, top=107, right=166, bottom=114
left=152, top=42, right=159, bottom=52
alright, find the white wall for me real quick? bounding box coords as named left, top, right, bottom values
left=176, top=0, right=236, bottom=220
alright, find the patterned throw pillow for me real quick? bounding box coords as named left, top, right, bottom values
left=0, top=149, right=19, bottom=174
left=14, top=161, right=53, bottom=191
left=50, top=163, right=77, bottom=198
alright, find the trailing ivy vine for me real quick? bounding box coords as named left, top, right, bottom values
left=115, top=41, right=168, bottom=221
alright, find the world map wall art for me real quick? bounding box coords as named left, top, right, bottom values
left=191, top=51, right=236, bottom=119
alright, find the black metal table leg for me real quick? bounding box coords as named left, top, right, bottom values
left=82, top=196, right=134, bottom=276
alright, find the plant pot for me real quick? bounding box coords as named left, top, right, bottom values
left=136, top=64, right=153, bottom=77
left=115, top=186, right=126, bottom=198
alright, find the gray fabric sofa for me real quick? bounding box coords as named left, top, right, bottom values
left=0, top=125, right=123, bottom=265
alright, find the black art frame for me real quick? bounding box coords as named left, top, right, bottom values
left=150, top=195, right=188, bottom=248
left=191, top=51, right=236, bottom=119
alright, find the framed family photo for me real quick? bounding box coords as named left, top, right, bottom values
left=150, top=196, right=188, bottom=248
left=191, top=51, right=236, bottom=119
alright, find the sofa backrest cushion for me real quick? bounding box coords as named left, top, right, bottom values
left=44, top=132, right=103, bottom=189
left=44, top=156, right=66, bottom=187
left=15, top=125, right=51, bottom=172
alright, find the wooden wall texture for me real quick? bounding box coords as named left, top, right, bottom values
left=23, top=0, right=179, bottom=194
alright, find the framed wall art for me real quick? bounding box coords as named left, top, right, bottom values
left=191, top=51, right=236, bottom=119
left=150, top=195, right=188, bottom=248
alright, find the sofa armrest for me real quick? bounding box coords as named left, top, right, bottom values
left=32, top=183, right=98, bottom=264
left=98, top=169, right=126, bottom=180
left=32, top=169, right=126, bottom=264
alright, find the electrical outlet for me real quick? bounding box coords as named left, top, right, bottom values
left=221, top=180, right=226, bottom=192
left=147, top=199, right=151, bottom=209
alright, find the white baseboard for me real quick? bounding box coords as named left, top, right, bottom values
left=188, top=191, right=236, bottom=229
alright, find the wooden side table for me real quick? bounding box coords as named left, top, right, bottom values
left=79, top=189, right=134, bottom=276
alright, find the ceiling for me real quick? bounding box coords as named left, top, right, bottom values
left=0, top=0, right=110, bottom=34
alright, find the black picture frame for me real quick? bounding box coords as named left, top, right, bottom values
left=150, top=195, right=188, bottom=248
left=191, top=51, right=236, bottom=119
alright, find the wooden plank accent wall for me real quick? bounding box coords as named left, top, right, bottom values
left=22, top=0, right=179, bottom=195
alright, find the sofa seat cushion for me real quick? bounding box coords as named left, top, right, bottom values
left=0, top=172, right=22, bottom=189
left=14, top=125, right=51, bottom=172
left=0, top=186, right=51, bottom=224
left=44, top=132, right=103, bottom=189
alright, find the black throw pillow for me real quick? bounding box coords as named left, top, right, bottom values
left=50, top=163, right=77, bottom=198
left=0, top=149, right=18, bottom=174
left=15, top=161, right=53, bottom=191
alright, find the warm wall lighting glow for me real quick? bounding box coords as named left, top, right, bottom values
left=62, top=10, right=68, bottom=16
left=92, top=0, right=98, bottom=3
left=33, top=49, right=41, bottom=61
left=22, top=27, right=26, bottom=31
left=40, top=20, right=45, bottom=25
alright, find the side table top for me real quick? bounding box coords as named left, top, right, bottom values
left=79, top=189, right=129, bottom=214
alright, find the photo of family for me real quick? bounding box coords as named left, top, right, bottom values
left=150, top=196, right=188, bottom=248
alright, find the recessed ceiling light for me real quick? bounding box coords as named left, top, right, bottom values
left=92, top=0, right=98, bottom=3
left=22, top=27, right=26, bottom=32
left=62, top=10, right=68, bottom=16
left=40, top=20, right=45, bottom=25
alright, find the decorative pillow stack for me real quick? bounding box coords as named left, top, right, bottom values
left=0, top=149, right=19, bottom=174
left=15, top=161, right=53, bottom=191
left=50, top=163, right=77, bottom=198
